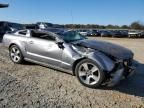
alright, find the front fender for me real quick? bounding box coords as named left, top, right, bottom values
left=87, top=51, right=115, bottom=72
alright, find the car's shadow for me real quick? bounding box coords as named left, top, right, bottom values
left=22, top=61, right=37, bottom=66
left=20, top=59, right=144, bottom=98
left=25, top=59, right=144, bottom=98
left=101, top=60, right=144, bottom=98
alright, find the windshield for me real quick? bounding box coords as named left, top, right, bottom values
left=60, top=31, right=86, bottom=42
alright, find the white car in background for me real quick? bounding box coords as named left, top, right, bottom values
left=128, top=31, right=144, bottom=38
left=78, top=30, right=88, bottom=36
left=38, top=23, right=48, bottom=29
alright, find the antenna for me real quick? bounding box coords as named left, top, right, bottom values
left=70, top=10, right=74, bottom=30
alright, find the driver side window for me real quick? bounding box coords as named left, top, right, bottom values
left=19, top=30, right=27, bottom=35
left=31, top=31, right=55, bottom=41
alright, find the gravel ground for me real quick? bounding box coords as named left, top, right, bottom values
left=0, top=37, right=144, bottom=108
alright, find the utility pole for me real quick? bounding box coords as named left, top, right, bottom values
left=70, top=10, right=74, bottom=30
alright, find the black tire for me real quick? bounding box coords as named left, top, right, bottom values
left=9, top=45, right=24, bottom=64
left=75, top=59, right=105, bottom=88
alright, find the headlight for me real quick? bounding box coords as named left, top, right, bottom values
left=72, top=45, right=94, bottom=54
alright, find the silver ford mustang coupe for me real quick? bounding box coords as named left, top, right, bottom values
left=3, top=29, right=135, bottom=88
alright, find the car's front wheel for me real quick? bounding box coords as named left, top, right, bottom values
left=75, top=59, right=105, bottom=88
left=9, top=45, right=24, bottom=64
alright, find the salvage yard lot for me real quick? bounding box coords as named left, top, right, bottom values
left=0, top=37, right=144, bottom=108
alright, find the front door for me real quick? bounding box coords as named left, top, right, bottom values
left=26, top=36, right=63, bottom=67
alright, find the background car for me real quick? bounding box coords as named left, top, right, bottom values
left=119, top=30, right=128, bottom=37
left=110, top=30, right=123, bottom=38
left=99, top=30, right=112, bottom=37
left=24, top=24, right=39, bottom=29
left=128, top=31, right=144, bottom=38
left=140, top=31, right=144, bottom=38
left=77, top=29, right=88, bottom=36
left=87, top=30, right=100, bottom=36
left=0, top=21, right=24, bottom=40
left=40, top=28, right=66, bottom=35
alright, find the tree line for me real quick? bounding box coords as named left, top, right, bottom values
left=24, top=21, right=144, bottom=30
left=64, top=21, right=144, bottom=30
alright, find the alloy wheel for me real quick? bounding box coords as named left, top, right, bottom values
left=78, top=62, right=100, bottom=85
left=10, top=46, right=21, bottom=63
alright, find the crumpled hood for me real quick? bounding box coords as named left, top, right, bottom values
left=73, top=39, right=133, bottom=59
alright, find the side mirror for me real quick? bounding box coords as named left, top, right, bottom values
left=55, top=37, right=65, bottom=49
left=56, top=41, right=64, bottom=49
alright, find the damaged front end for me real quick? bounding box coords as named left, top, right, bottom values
left=106, top=58, right=136, bottom=87
left=72, top=40, right=136, bottom=87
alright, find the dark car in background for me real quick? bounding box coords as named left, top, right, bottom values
left=120, top=30, right=128, bottom=37
left=87, top=30, right=100, bottom=36
left=24, top=24, right=39, bottom=29
left=40, top=28, right=66, bottom=35
left=99, top=30, right=112, bottom=37
left=0, top=21, right=24, bottom=41
left=110, top=30, right=123, bottom=38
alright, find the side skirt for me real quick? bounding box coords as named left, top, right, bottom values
left=24, top=58, right=73, bottom=75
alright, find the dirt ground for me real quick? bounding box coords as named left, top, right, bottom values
left=0, top=37, right=144, bottom=108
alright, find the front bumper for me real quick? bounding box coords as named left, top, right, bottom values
left=125, top=66, right=136, bottom=77
left=107, top=63, right=136, bottom=87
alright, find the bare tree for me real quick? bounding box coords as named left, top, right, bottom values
left=130, top=21, right=144, bottom=30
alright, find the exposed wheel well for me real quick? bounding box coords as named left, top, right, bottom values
left=9, top=43, right=17, bottom=50
left=72, top=57, right=87, bottom=76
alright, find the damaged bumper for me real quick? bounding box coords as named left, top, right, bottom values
left=107, top=62, right=136, bottom=87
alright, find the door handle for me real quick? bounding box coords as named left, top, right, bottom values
left=29, top=41, right=34, bottom=44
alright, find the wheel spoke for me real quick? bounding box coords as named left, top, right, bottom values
left=91, top=66, right=98, bottom=73
left=79, top=71, right=86, bottom=77
left=16, top=50, right=20, bottom=55
left=10, top=53, right=15, bottom=57
left=12, top=48, right=16, bottom=53
left=82, top=63, right=89, bottom=71
left=91, top=75, right=99, bottom=81
left=85, top=76, right=91, bottom=84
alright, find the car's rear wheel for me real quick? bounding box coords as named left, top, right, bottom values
left=75, top=59, right=105, bottom=88
left=9, top=45, right=24, bottom=64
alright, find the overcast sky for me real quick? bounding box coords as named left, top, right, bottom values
left=0, top=0, right=144, bottom=25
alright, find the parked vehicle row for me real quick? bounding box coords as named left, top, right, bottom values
left=0, top=21, right=144, bottom=39
left=77, top=29, right=144, bottom=38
